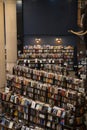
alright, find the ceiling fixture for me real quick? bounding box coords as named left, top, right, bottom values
left=35, top=38, right=41, bottom=44
left=55, top=38, right=62, bottom=44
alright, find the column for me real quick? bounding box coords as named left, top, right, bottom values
left=5, top=0, right=17, bottom=73
left=77, top=0, right=81, bottom=27
left=0, top=0, right=6, bottom=90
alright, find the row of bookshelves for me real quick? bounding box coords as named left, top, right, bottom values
left=18, top=53, right=73, bottom=59
left=17, top=58, right=73, bottom=70
left=0, top=92, right=65, bottom=130
left=1, top=45, right=86, bottom=130
left=78, top=56, right=87, bottom=80
left=23, top=45, right=74, bottom=51
left=15, top=63, right=68, bottom=75
left=18, top=45, right=74, bottom=71
left=0, top=114, right=44, bottom=130
left=38, top=64, right=67, bottom=75
left=18, top=59, right=72, bottom=70
left=0, top=92, right=86, bottom=130
left=13, top=65, right=84, bottom=88
left=7, top=74, right=85, bottom=108
left=8, top=71, right=85, bottom=98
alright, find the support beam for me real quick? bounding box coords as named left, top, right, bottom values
left=0, top=0, right=6, bottom=90
left=5, top=0, right=17, bottom=73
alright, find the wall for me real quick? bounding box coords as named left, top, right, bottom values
left=24, top=35, right=78, bottom=46
left=23, top=0, right=78, bottom=36
left=16, top=0, right=23, bottom=52
left=22, top=0, right=79, bottom=47
left=16, top=0, right=80, bottom=47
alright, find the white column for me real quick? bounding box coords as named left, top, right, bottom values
left=5, top=0, right=17, bottom=73
left=0, top=0, right=6, bottom=90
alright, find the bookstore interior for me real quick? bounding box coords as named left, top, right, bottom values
left=0, top=0, right=87, bottom=130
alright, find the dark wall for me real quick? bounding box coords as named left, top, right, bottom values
left=23, top=0, right=78, bottom=36
left=17, top=1, right=23, bottom=52
left=17, top=0, right=79, bottom=48
left=24, top=35, right=78, bottom=46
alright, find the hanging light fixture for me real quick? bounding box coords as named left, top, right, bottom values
left=55, top=38, right=62, bottom=44
left=35, top=38, right=41, bottom=44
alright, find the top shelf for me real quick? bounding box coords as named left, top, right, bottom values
left=23, top=45, right=74, bottom=50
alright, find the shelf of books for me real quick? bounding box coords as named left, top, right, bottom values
left=18, top=45, right=74, bottom=71
left=77, top=53, right=87, bottom=80
left=2, top=64, right=86, bottom=130
left=0, top=45, right=86, bottom=130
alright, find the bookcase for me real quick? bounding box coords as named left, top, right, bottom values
left=77, top=55, right=87, bottom=80
left=0, top=87, right=86, bottom=130
left=12, top=65, right=84, bottom=92
left=77, top=54, right=87, bottom=111
left=0, top=92, right=30, bottom=129
left=0, top=92, right=66, bottom=130
left=0, top=103, right=24, bottom=130
left=41, top=64, right=68, bottom=75
left=0, top=44, right=86, bottom=130
left=5, top=63, right=86, bottom=130
left=18, top=45, right=74, bottom=71
left=7, top=73, right=85, bottom=103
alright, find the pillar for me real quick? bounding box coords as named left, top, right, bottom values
left=5, top=0, right=17, bottom=73
left=77, top=0, right=81, bottom=27
left=0, top=0, right=6, bottom=90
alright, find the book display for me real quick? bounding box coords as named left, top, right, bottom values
left=12, top=65, right=84, bottom=91
left=18, top=45, right=74, bottom=71
left=0, top=93, right=43, bottom=130
left=17, top=62, right=68, bottom=76
left=0, top=115, right=24, bottom=130
left=0, top=90, right=86, bottom=130
left=7, top=74, right=85, bottom=106
left=7, top=72, right=85, bottom=104
left=40, top=64, right=67, bottom=75
left=77, top=53, right=87, bottom=112
left=4, top=62, right=86, bottom=130
left=0, top=92, right=66, bottom=130
left=0, top=44, right=86, bottom=130
left=77, top=54, right=87, bottom=80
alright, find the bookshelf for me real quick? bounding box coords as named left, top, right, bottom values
left=12, top=65, right=84, bottom=92
left=5, top=63, right=86, bottom=129
left=77, top=54, right=87, bottom=80
left=7, top=74, right=85, bottom=105
left=0, top=92, right=66, bottom=130
left=0, top=89, right=86, bottom=130
left=0, top=45, right=86, bottom=130
left=18, top=45, right=74, bottom=71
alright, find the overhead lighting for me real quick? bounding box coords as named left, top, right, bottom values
left=55, top=38, right=62, bottom=44
left=35, top=38, right=41, bottom=44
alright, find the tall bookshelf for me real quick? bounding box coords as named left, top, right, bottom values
left=4, top=64, right=86, bottom=130
left=18, top=45, right=74, bottom=71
